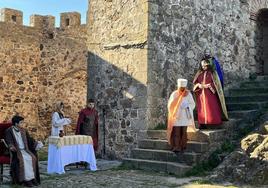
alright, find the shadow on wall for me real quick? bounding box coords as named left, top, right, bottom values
left=256, top=9, right=268, bottom=75
left=87, top=52, right=148, bottom=159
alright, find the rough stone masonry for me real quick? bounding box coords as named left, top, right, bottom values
left=1, top=0, right=268, bottom=159
left=0, top=8, right=88, bottom=139
left=87, top=0, right=268, bottom=158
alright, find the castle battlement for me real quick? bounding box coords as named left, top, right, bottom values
left=0, top=8, right=82, bottom=29
left=30, top=14, right=55, bottom=29
left=60, top=12, right=81, bottom=28
left=0, top=8, right=23, bottom=25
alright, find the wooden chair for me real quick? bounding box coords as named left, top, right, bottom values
left=0, top=122, right=12, bottom=182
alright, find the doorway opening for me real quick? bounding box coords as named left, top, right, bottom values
left=256, top=9, right=268, bottom=75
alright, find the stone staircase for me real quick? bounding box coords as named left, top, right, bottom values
left=123, top=76, right=268, bottom=176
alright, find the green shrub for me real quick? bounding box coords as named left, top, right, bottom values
left=184, top=141, right=235, bottom=177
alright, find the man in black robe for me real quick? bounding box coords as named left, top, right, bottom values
left=5, top=115, right=42, bottom=187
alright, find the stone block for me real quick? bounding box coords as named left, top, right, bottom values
left=138, top=159, right=167, bottom=172
left=228, top=110, right=259, bottom=119
left=225, top=95, right=268, bottom=103
left=120, top=99, right=132, bottom=109
left=0, top=8, right=23, bottom=25
left=166, top=163, right=191, bottom=176
left=131, top=148, right=200, bottom=164
left=226, top=102, right=262, bottom=111
left=139, top=139, right=169, bottom=150
left=229, top=87, right=268, bottom=96
left=30, top=15, right=55, bottom=29
left=60, top=12, right=81, bottom=28
left=146, top=130, right=166, bottom=140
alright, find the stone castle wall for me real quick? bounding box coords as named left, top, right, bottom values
left=147, top=0, right=264, bottom=127
left=0, top=9, right=87, bottom=139
left=0, top=22, right=42, bottom=133
left=1, top=0, right=268, bottom=159
left=87, top=0, right=148, bottom=158
left=37, top=26, right=88, bottom=138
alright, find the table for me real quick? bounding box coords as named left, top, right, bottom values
left=47, top=135, right=97, bottom=174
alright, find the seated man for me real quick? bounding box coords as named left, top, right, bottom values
left=5, top=115, right=43, bottom=187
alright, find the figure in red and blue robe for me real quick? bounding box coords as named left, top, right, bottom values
left=193, top=60, right=228, bottom=127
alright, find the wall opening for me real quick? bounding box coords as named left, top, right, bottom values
left=47, top=32, right=54, bottom=39
left=11, top=15, right=16, bottom=22
left=256, top=9, right=268, bottom=75
left=65, top=18, right=70, bottom=26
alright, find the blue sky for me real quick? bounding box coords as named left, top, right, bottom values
left=0, top=0, right=88, bottom=26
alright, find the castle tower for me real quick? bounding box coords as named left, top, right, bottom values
left=0, top=8, right=23, bottom=25
left=60, top=12, right=81, bottom=28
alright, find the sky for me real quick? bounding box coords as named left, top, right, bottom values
left=0, top=0, right=88, bottom=27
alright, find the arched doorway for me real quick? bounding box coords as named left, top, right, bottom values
left=256, top=9, right=268, bottom=75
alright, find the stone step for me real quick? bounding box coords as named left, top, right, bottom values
left=146, top=129, right=227, bottom=142
left=131, top=148, right=200, bottom=165
left=220, top=118, right=240, bottom=129
left=226, top=101, right=268, bottom=111
left=122, top=158, right=191, bottom=176
left=228, top=87, right=268, bottom=96
left=225, top=94, right=268, bottom=103
left=138, top=139, right=209, bottom=153
left=256, top=75, right=268, bottom=81
left=228, top=109, right=260, bottom=119
left=240, top=81, right=268, bottom=88
left=146, top=130, right=166, bottom=140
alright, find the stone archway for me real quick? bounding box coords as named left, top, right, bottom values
left=249, top=0, right=268, bottom=74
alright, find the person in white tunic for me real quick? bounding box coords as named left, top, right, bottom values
left=51, top=101, right=71, bottom=136
left=167, top=79, right=197, bottom=152
left=5, top=115, right=43, bottom=187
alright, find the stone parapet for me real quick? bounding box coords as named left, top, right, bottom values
left=60, top=12, right=81, bottom=28
left=0, top=8, right=23, bottom=25
left=30, top=14, right=55, bottom=29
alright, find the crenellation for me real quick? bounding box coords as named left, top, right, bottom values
left=0, top=8, right=23, bottom=25
left=0, top=8, right=83, bottom=30
left=60, top=12, right=81, bottom=28
left=30, top=14, right=55, bottom=29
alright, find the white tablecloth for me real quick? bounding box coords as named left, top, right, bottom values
left=47, top=143, right=97, bottom=174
